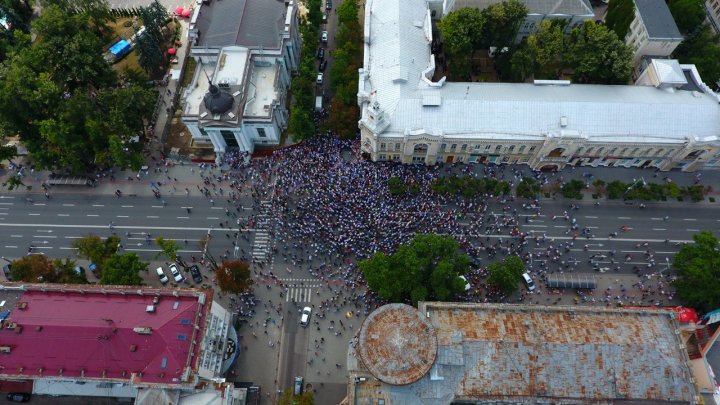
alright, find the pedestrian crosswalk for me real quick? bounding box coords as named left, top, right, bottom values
left=252, top=200, right=273, bottom=262
left=284, top=284, right=321, bottom=303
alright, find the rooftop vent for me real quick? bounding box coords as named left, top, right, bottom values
left=130, top=344, right=137, bottom=352
left=14, top=325, right=21, bottom=334
left=0, top=346, right=11, bottom=354
left=533, top=79, right=571, bottom=86
left=146, top=305, right=156, bottom=313
left=35, top=325, right=42, bottom=332
left=560, top=116, right=568, bottom=127
left=153, top=296, right=159, bottom=305
left=133, top=326, right=153, bottom=335
left=17, top=302, right=27, bottom=310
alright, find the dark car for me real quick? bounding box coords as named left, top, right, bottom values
left=3, top=264, right=12, bottom=281
left=326, top=0, right=332, bottom=10
left=316, top=47, right=324, bottom=59
left=6, top=393, right=30, bottom=402
left=189, top=265, right=202, bottom=284
left=319, top=60, right=327, bottom=71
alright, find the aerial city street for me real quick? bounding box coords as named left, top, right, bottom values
left=0, top=0, right=720, bottom=403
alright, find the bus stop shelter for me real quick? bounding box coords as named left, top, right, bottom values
left=545, top=274, right=597, bottom=289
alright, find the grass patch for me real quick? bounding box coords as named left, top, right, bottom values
left=181, top=56, right=197, bottom=87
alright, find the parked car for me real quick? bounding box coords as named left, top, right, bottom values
left=522, top=272, right=536, bottom=291
left=322, top=12, right=328, bottom=22
left=169, top=263, right=183, bottom=283
left=321, top=31, right=328, bottom=43
left=3, top=264, right=12, bottom=281
left=156, top=266, right=169, bottom=284
left=300, top=306, right=312, bottom=326
left=316, top=72, right=324, bottom=85
left=319, top=60, right=327, bottom=71
left=459, top=275, right=471, bottom=291
left=316, top=47, right=324, bottom=59
left=293, top=376, right=304, bottom=395
left=189, top=265, right=202, bottom=284
left=326, top=0, right=332, bottom=10
left=6, top=393, right=30, bottom=402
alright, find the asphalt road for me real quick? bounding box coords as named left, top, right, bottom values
left=0, top=194, right=258, bottom=262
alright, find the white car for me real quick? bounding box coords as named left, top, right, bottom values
left=316, top=72, right=323, bottom=85
left=321, top=31, right=328, bottom=43
left=156, top=267, right=169, bottom=284
left=300, top=307, right=312, bottom=326
left=169, top=263, right=183, bottom=282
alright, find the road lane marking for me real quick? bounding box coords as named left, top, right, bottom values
left=585, top=216, right=598, bottom=219
left=33, top=203, right=46, bottom=206
left=553, top=226, right=566, bottom=228
left=62, top=204, right=75, bottom=207
left=0, top=203, right=14, bottom=205
left=87, top=214, right=99, bottom=217
left=117, top=215, right=129, bottom=218
left=92, top=204, right=104, bottom=207
left=652, top=228, right=666, bottom=231
left=618, top=217, right=631, bottom=219
left=207, top=217, right=220, bottom=220
left=10, top=235, right=22, bottom=238
left=651, top=217, right=663, bottom=220
left=28, top=213, right=39, bottom=216
left=211, top=207, right=224, bottom=210
left=177, top=216, right=189, bottom=219
left=33, top=236, right=56, bottom=238
left=152, top=206, right=163, bottom=208
left=686, top=229, right=700, bottom=232
left=60, top=247, right=78, bottom=250
left=121, top=205, right=134, bottom=208
left=64, top=236, right=81, bottom=239
left=147, top=215, right=159, bottom=219
left=683, top=218, right=697, bottom=221
left=0, top=213, right=7, bottom=216
left=58, top=214, right=69, bottom=217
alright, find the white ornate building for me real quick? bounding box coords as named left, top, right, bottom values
left=358, top=0, right=720, bottom=172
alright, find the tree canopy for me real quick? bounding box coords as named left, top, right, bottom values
left=10, top=256, right=87, bottom=284
left=437, top=7, right=484, bottom=79
left=215, top=260, right=254, bottom=293
left=486, top=255, right=525, bottom=296
left=359, top=234, right=470, bottom=305
left=155, top=236, right=179, bottom=261
left=0, top=4, right=155, bottom=172
left=672, top=231, right=720, bottom=311
left=480, top=0, right=528, bottom=49
left=277, top=388, right=314, bottom=405
left=565, top=21, right=633, bottom=84
left=71, top=235, right=121, bottom=273
left=605, top=0, right=634, bottom=39
left=100, top=253, right=146, bottom=285
left=668, top=0, right=706, bottom=34
left=673, top=26, right=720, bottom=89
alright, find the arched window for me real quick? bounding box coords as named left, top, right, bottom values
left=519, top=145, right=526, bottom=153
left=508, top=145, right=515, bottom=152
left=655, top=149, right=663, bottom=156
left=620, top=148, right=628, bottom=155
left=586, top=147, right=594, bottom=154
left=576, top=147, right=584, bottom=154
left=495, top=145, right=502, bottom=152
left=597, top=147, right=605, bottom=155
left=631, top=148, right=640, bottom=155
left=644, top=148, right=653, bottom=156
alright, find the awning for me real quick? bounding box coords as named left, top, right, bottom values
left=545, top=274, right=597, bottom=289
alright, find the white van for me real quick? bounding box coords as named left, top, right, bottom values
left=522, top=273, right=536, bottom=291
left=459, top=275, right=471, bottom=291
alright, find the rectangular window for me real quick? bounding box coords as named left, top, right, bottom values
left=395, top=143, right=401, bottom=151
left=379, top=154, right=386, bottom=160
left=529, top=146, right=536, bottom=153
left=508, top=145, right=515, bottom=152
left=461, top=144, right=467, bottom=151
left=485, top=145, right=492, bottom=150
left=631, top=148, right=640, bottom=155
left=474, top=144, right=481, bottom=150
left=456, top=156, right=463, bottom=162
left=450, top=144, right=457, bottom=151
left=519, top=145, right=526, bottom=153
left=495, top=145, right=502, bottom=152
left=440, top=144, right=446, bottom=151
left=393, top=154, right=400, bottom=161
left=380, top=143, right=386, bottom=151
left=257, top=128, right=267, bottom=138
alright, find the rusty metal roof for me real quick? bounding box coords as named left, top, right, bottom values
left=352, top=302, right=698, bottom=404
left=357, top=303, right=438, bottom=385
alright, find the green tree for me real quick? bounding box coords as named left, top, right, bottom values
left=486, top=255, right=525, bottom=295
left=72, top=235, right=121, bottom=271
left=480, top=0, right=528, bottom=49
left=387, top=176, right=406, bottom=196
left=668, top=0, right=705, bottom=34
left=592, top=179, right=606, bottom=197
left=155, top=237, right=179, bottom=261
left=673, top=26, right=720, bottom=88
left=438, top=7, right=484, bottom=79
left=516, top=177, right=540, bottom=199
left=526, top=20, right=565, bottom=79
left=673, top=231, right=720, bottom=311
left=561, top=179, right=585, bottom=199
left=10, top=255, right=54, bottom=282
left=277, top=388, right=314, bottom=405
left=606, top=180, right=627, bottom=199
left=100, top=253, right=146, bottom=285
left=336, top=0, right=358, bottom=26
left=566, top=21, right=633, bottom=84
left=215, top=260, right=254, bottom=293
left=135, top=31, right=163, bottom=75
left=288, top=106, right=315, bottom=141
left=2, top=174, right=27, bottom=191
left=52, top=258, right=88, bottom=284
left=509, top=44, right=535, bottom=82
left=605, top=0, right=634, bottom=39
left=359, top=234, right=470, bottom=305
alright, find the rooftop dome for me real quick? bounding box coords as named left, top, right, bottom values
left=203, top=84, right=234, bottom=115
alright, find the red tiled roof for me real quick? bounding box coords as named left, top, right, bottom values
left=0, top=288, right=207, bottom=385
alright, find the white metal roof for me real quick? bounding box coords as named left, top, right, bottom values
left=361, top=0, right=720, bottom=144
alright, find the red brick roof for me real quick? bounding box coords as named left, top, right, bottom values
left=0, top=286, right=209, bottom=386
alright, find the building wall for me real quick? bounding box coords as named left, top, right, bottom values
left=361, top=128, right=719, bottom=172
left=517, top=13, right=591, bottom=41
left=706, top=0, right=720, bottom=33
left=626, top=12, right=681, bottom=64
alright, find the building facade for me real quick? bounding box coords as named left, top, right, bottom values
left=625, top=0, right=683, bottom=68
left=435, top=0, right=595, bottom=41
left=181, top=0, right=301, bottom=160
left=706, top=0, right=720, bottom=34
left=358, top=0, right=720, bottom=172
